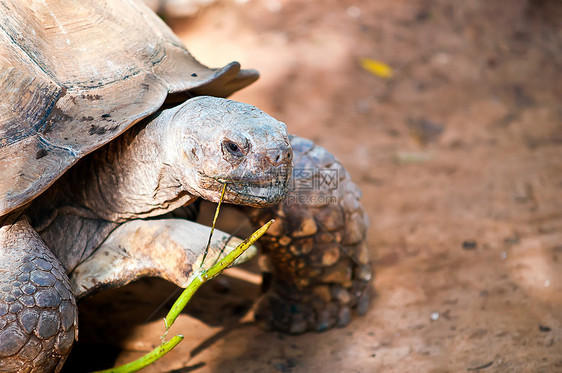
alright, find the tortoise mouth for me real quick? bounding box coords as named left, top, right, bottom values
left=200, top=168, right=291, bottom=207
left=225, top=178, right=290, bottom=206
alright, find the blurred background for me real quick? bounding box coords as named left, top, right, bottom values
left=66, top=0, right=562, bottom=371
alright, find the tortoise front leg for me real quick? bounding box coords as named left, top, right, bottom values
left=246, top=135, right=372, bottom=333
left=0, top=218, right=78, bottom=372
left=70, top=219, right=257, bottom=300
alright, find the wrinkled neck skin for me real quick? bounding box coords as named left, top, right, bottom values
left=68, top=107, right=198, bottom=223
left=63, top=96, right=292, bottom=223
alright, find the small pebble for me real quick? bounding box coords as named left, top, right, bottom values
left=266, top=0, right=282, bottom=13
left=462, top=240, right=477, bottom=250
left=271, top=358, right=290, bottom=372
left=431, top=52, right=450, bottom=65
left=500, top=252, right=507, bottom=260
left=539, top=325, right=551, bottom=332
left=430, top=312, right=439, bottom=321
left=346, top=6, right=361, bottom=18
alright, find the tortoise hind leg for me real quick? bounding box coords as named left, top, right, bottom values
left=246, top=135, right=372, bottom=334
left=0, top=219, right=78, bottom=372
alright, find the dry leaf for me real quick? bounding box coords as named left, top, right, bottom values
left=360, top=58, right=394, bottom=78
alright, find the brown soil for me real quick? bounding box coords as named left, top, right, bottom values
left=63, top=0, right=562, bottom=372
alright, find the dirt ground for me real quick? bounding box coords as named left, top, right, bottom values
left=63, top=0, right=562, bottom=372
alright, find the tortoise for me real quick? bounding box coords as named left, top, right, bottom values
left=0, top=0, right=372, bottom=371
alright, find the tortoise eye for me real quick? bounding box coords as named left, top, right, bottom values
left=228, top=142, right=239, bottom=153
left=223, top=140, right=245, bottom=157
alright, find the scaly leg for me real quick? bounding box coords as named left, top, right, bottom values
left=246, top=135, right=372, bottom=333
left=0, top=219, right=77, bottom=372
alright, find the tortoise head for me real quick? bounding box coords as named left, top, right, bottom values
left=165, top=96, right=293, bottom=207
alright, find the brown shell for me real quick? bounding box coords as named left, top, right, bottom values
left=0, top=0, right=258, bottom=216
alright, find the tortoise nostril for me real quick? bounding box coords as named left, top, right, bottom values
left=267, top=146, right=292, bottom=166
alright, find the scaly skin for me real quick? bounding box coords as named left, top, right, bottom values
left=246, top=135, right=372, bottom=333
left=0, top=219, right=77, bottom=373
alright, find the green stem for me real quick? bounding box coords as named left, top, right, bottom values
left=90, top=218, right=274, bottom=373
left=91, top=335, right=184, bottom=373
left=164, top=219, right=274, bottom=330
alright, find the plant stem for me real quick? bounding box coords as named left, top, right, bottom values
left=89, top=216, right=274, bottom=373
left=165, top=219, right=274, bottom=329
left=91, top=335, right=184, bottom=373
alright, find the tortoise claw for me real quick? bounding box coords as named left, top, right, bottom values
left=255, top=278, right=371, bottom=334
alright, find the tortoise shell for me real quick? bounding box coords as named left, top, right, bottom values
left=0, top=0, right=257, bottom=216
